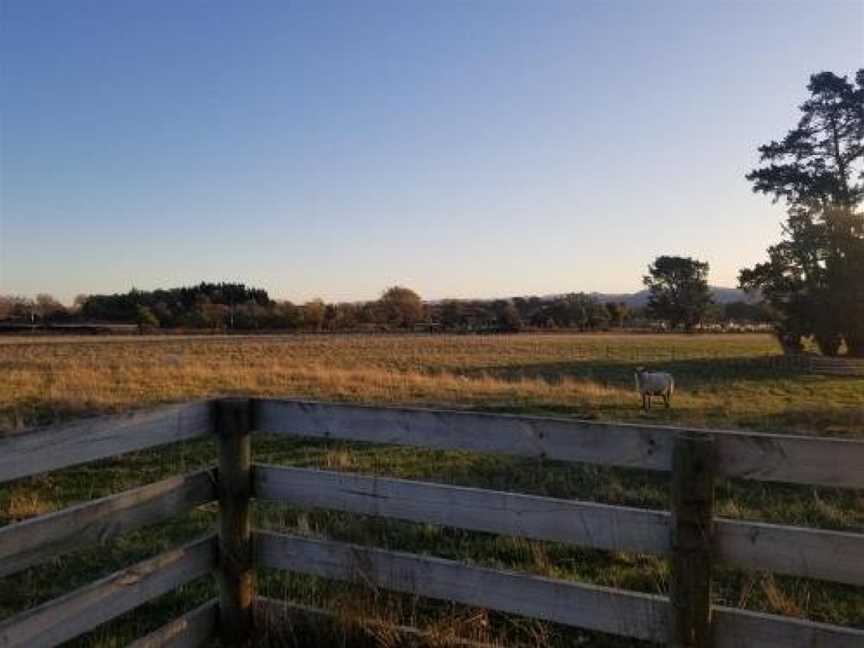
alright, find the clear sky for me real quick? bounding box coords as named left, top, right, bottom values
left=1, top=1, right=862, bottom=304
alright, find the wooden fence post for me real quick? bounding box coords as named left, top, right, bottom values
left=215, top=398, right=253, bottom=646
left=669, top=432, right=715, bottom=648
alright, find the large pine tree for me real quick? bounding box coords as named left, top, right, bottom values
left=740, top=70, right=864, bottom=356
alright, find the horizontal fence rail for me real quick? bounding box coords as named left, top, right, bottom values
left=803, top=355, right=864, bottom=377
left=255, top=399, right=864, bottom=489
left=254, top=464, right=671, bottom=554
left=0, top=468, right=217, bottom=578
left=714, top=518, right=864, bottom=587
left=254, top=464, right=864, bottom=586
left=255, top=399, right=677, bottom=471
left=711, top=607, right=864, bottom=648
left=712, top=433, right=864, bottom=489
left=0, top=535, right=216, bottom=648
left=256, top=531, right=864, bottom=648
left=0, top=401, right=212, bottom=484
left=2, top=397, right=863, bottom=647
left=126, top=598, right=218, bottom=648
left=255, top=596, right=505, bottom=648
left=255, top=531, right=671, bottom=643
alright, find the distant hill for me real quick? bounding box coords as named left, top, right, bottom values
left=423, top=287, right=758, bottom=307
left=589, top=286, right=757, bottom=308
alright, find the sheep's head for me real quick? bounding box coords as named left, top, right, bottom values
left=635, top=366, right=646, bottom=375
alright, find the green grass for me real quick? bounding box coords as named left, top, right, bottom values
left=0, top=333, right=862, bottom=646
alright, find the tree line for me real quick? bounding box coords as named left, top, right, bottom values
left=0, top=282, right=768, bottom=334
left=2, top=70, right=858, bottom=353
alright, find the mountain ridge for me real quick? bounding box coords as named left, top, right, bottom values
left=427, top=287, right=755, bottom=306
left=582, top=286, right=756, bottom=308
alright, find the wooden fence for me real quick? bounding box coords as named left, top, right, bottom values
left=805, top=355, right=864, bottom=377
left=0, top=399, right=862, bottom=647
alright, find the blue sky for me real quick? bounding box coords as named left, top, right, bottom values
left=1, top=1, right=862, bottom=304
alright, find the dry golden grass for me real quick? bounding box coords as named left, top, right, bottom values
left=1, top=332, right=862, bottom=646
left=2, top=332, right=862, bottom=436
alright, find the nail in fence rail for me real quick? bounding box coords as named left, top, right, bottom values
left=214, top=398, right=254, bottom=646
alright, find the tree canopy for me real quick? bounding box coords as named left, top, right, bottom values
left=376, top=286, right=424, bottom=328
left=740, top=69, right=864, bottom=356
left=644, top=256, right=713, bottom=331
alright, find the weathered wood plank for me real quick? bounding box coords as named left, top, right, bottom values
left=254, top=531, right=669, bottom=643
left=254, top=465, right=864, bottom=586
left=254, top=400, right=674, bottom=471
left=254, top=400, right=864, bottom=488
left=0, top=469, right=217, bottom=577
left=713, top=433, right=864, bottom=488
left=668, top=433, right=715, bottom=647
left=254, top=464, right=671, bottom=554
left=215, top=398, right=253, bottom=645
left=255, top=596, right=497, bottom=648
left=0, top=535, right=216, bottom=648
left=126, top=599, right=218, bottom=648
left=0, top=401, right=212, bottom=484
left=713, top=606, right=864, bottom=648
left=715, top=519, right=864, bottom=587
left=255, top=533, right=864, bottom=646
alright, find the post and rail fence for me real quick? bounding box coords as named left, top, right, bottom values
left=0, top=398, right=862, bottom=647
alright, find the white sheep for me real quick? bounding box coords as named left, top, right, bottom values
left=634, top=367, right=674, bottom=410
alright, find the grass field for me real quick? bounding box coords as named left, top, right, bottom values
left=1, top=333, right=862, bottom=646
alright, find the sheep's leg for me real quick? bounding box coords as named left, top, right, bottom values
left=642, top=394, right=647, bottom=410
left=647, top=394, right=652, bottom=410
left=663, top=393, right=670, bottom=408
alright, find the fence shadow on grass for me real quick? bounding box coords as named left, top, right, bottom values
left=460, top=355, right=814, bottom=388
left=456, top=356, right=864, bottom=439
